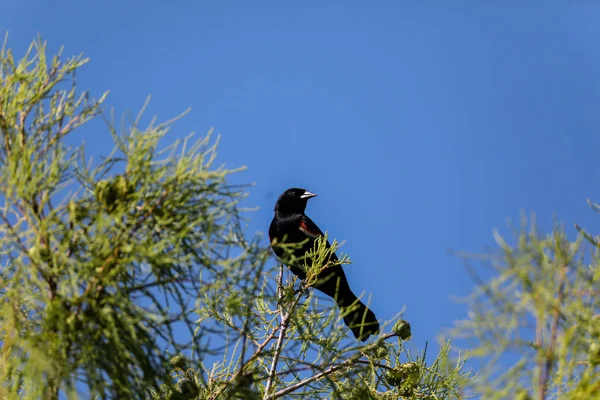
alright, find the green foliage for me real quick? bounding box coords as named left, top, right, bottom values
left=0, top=37, right=472, bottom=399
left=158, top=235, right=473, bottom=400
left=0, top=36, right=251, bottom=398
left=449, top=214, right=600, bottom=399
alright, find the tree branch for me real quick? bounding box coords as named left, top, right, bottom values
left=264, top=331, right=398, bottom=399
left=263, top=264, right=288, bottom=397
left=538, top=263, right=567, bottom=400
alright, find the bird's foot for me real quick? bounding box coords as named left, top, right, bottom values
left=296, top=281, right=310, bottom=298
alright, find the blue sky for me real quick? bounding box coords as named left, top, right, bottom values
left=3, top=0, right=600, bottom=390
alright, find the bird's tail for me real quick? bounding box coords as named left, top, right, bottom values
left=338, top=296, right=379, bottom=342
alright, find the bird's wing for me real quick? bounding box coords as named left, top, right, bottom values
left=299, top=215, right=324, bottom=238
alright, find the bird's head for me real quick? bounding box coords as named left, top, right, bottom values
left=274, top=188, right=317, bottom=214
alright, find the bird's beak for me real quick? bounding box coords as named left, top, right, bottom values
left=300, top=190, right=317, bottom=199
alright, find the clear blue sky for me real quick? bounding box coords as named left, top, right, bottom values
left=3, top=0, right=600, bottom=382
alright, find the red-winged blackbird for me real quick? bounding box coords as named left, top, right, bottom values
left=268, top=188, right=379, bottom=341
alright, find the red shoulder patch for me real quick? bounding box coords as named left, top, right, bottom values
left=299, top=219, right=320, bottom=238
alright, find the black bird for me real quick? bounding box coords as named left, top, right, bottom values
left=268, top=188, right=379, bottom=341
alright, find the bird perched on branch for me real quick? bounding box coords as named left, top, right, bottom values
left=268, top=188, right=379, bottom=341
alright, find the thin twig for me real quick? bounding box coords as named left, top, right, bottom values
left=264, top=359, right=353, bottom=400
left=208, top=323, right=280, bottom=400
left=264, top=264, right=287, bottom=397
left=264, top=328, right=397, bottom=399
left=0, top=212, right=30, bottom=256
left=539, top=263, right=567, bottom=400
left=18, top=62, right=60, bottom=147
left=239, top=259, right=267, bottom=376
left=263, top=264, right=307, bottom=397
left=39, top=114, right=82, bottom=158
left=0, top=110, right=11, bottom=156
left=575, top=224, right=599, bottom=247
left=209, top=264, right=290, bottom=400
left=276, top=358, right=394, bottom=378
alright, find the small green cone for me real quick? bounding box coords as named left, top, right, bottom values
left=392, top=319, right=412, bottom=340
left=179, top=380, right=200, bottom=398
left=399, top=362, right=420, bottom=387
left=384, top=368, right=404, bottom=387
left=170, top=355, right=187, bottom=370
left=588, top=342, right=600, bottom=366
left=374, top=345, right=389, bottom=359
left=515, top=389, right=532, bottom=400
